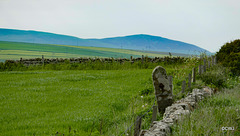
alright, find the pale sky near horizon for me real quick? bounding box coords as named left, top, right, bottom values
left=0, top=0, right=240, bottom=52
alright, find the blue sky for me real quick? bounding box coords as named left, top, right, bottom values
left=0, top=0, right=239, bottom=52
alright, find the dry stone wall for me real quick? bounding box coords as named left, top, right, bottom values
left=141, top=87, right=213, bottom=136
left=10, top=56, right=186, bottom=66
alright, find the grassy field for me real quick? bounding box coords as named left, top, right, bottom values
left=0, top=41, right=173, bottom=62
left=0, top=60, right=198, bottom=135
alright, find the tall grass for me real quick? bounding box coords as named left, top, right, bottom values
left=172, top=74, right=240, bottom=136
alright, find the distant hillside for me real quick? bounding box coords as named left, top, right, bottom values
left=0, top=28, right=211, bottom=54
left=90, top=34, right=210, bottom=54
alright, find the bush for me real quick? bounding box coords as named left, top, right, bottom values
left=199, top=65, right=229, bottom=88
left=216, top=39, right=240, bottom=76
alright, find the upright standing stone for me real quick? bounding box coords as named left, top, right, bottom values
left=142, top=55, right=144, bottom=64
left=152, top=66, right=172, bottom=113
left=192, top=67, right=196, bottom=83
left=130, top=56, right=133, bottom=61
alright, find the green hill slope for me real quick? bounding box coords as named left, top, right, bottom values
left=0, top=41, right=184, bottom=61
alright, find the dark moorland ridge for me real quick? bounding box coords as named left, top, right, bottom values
left=0, top=28, right=211, bottom=55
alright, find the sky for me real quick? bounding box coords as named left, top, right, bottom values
left=0, top=0, right=240, bottom=52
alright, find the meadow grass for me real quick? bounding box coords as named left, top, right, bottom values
left=0, top=60, right=198, bottom=136
left=0, top=70, right=152, bottom=135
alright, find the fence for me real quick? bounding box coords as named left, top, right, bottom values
left=120, top=55, right=217, bottom=136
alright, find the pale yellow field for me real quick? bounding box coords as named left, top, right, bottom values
left=0, top=50, right=103, bottom=60
left=55, top=44, right=167, bottom=57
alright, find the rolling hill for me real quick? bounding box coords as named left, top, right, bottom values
left=0, top=28, right=211, bottom=55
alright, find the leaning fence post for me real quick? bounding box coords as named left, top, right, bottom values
left=151, top=105, right=158, bottom=123
left=134, top=116, right=142, bottom=136
left=182, top=80, right=186, bottom=93
left=188, top=73, right=191, bottom=89
left=152, top=66, right=172, bottom=113
left=192, top=67, right=196, bottom=83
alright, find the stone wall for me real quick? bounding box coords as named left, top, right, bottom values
left=141, top=87, right=213, bottom=136
left=10, top=56, right=186, bottom=66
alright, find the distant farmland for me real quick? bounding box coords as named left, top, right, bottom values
left=0, top=41, right=188, bottom=62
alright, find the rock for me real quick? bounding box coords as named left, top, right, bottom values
left=163, top=104, right=190, bottom=124
left=143, top=121, right=171, bottom=136
left=152, top=66, right=173, bottom=113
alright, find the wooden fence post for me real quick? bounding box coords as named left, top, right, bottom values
left=168, top=76, right=173, bottom=94
left=192, top=67, right=196, bottom=83
left=182, top=80, right=186, bottom=93
left=201, top=65, right=204, bottom=74
left=151, top=105, right=158, bottom=123
left=42, top=55, right=44, bottom=65
left=214, top=56, right=217, bottom=65
left=203, top=59, right=206, bottom=72
left=208, top=60, right=211, bottom=69
left=212, top=56, right=214, bottom=66
left=134, top=116, right=142, bottom=136
left=20, top=58, right=23, bottom=64
left=198, top=65, right=202, bottom=75
left=188, top=73, right=191, bottom=89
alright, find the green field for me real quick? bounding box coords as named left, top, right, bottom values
left=0, top=41, right=172, bottom=62
left=0, top=60, right=198, bottom=135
